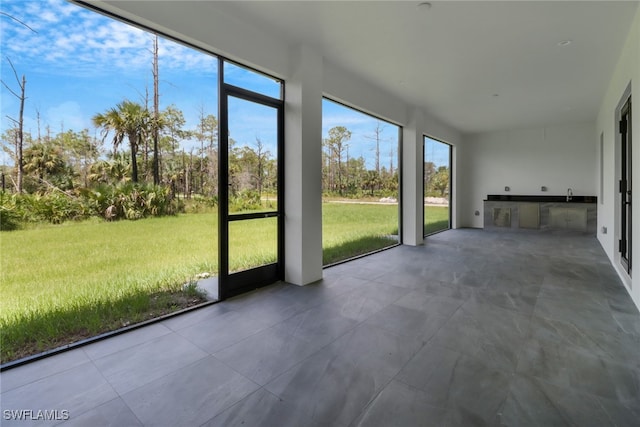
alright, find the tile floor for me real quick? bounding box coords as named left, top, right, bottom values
left=2, top=229, right=640, bottom=426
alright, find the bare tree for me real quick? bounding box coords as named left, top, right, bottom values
left=364, top=121, right=386, bottom=177
left=254, top=137, right=271, bottom=197
left=1, top=58, right=26, bottom=193
left=152, top=35, right=160, bottom=185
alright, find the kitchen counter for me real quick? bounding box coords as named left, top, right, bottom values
left=483, top=195, right=597, bottom=234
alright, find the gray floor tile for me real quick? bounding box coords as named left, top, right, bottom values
left=472, top=287, right=538, bottom=315
left=430, top=300, right=530, bottom=371
left=612, top=311, right=640, bottom=337
left=607, top=290, right=640, bottom=315
left=83, top=323, right=173, bottom=360
left=0, top=349, right=89, bottom=393
left=57, top=397, right=142, bottom=427
left=595, top=394, right=640, bottom=427
left=202, top=389, right=287, bottom=427
left=538, top=285, right=611, bottom=312
left=322, top=284, right=411, bottom=322
left=340, top=263, right=388, bottom=281
left=160, top=302, right=234, bottom=332
left=372, top=270, right=427, bottom=290
left=420, top=279, right=475, bottom=301
left=175, top=307, right=279, bottom=354
left=352, top=380, right=449, bottom=427
left=393, top=291, right=464, bottom=316
left=274, top=304, right=359, bottom=348
left=528, top=315, right=640, bottom=370
left=498, top=375, right=624, bottom=427
left=0, top=362, right=117, bottom=427
left=364, top=303, right=449, bottom=344
left=93, top=333, right=208, bottom=395
left=533, top=295, right=621, bottom=336
left=516, top=338, right=640, bottom=404
left=264, top=324, right=421, bottom=427
left=213, top=323, right=322, bottom=386
left=355, top=380, right=493, bottom=427
left=396, top=344, right=511, bottom=422
left=121, top=356, right=259, bottom=427
left=325, top=323, right=425, bottom=381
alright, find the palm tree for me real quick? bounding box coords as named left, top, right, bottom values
left=93, top=101, right=150, bottom=183
left=23, top=141, right=66, bottom=181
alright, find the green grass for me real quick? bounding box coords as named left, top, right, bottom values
left=322, top=202, right=399, bottom=265
left=0, top=201, right=422, bottom=362
left=424, top=205, right=450, bottom=235
left=0, top=212, right=283, bottom=362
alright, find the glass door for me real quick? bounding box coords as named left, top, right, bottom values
left=620, top=96, right=632, bottom=274
left=219, top=83, right=283, bottom=299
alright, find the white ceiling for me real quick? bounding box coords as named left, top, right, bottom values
left=212, top=1, right=638, bottom=134
left=103, top=1, right=639, bottom=134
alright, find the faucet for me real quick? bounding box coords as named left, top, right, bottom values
left=567, top=188, right=573, bottom=202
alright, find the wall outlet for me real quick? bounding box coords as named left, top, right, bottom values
left=541, top=186, right=547, bottom=192
left=504, top=186, right=510, bottom=192
left=474, top=210, right=480, bottom=216
left=601, top=226, right=607, bottom=234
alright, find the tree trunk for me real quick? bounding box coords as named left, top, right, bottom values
left=152, top=35, right=160, bottom=185
left=129, top=132, right=139, bottom=183
left=16, top=75, right=25, bottom=193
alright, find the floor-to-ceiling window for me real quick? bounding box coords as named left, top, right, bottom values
left=0, top=0, right=283, bottom=363
left=424, top=136, right=451, bottom=235
left=321, top=98, right=401, bottom=265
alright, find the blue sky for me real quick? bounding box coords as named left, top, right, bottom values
left=1, top=0, right=446, bottom=169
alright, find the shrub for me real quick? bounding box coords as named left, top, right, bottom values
left=81, top=183, right=183, bottom=221
left=184, top=196, right=218, bottom=214
left=229, top=190, right=262, bottom=212
left=0, top=193, right=22, bottom=231
left=0, top=184, right=184, bottom=230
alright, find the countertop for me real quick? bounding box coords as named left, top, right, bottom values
left=485, top=195, right=597, bottom=203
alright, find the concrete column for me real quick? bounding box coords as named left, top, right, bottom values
left=402, top=108, right=424, bottom=246
left=284, top=45, right=323, bottom=285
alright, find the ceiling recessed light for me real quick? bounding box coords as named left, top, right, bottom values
left=417, top=2, right=432, bottom=10
left=557, top=40, right=572, bottom=47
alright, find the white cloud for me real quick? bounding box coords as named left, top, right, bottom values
left=1, top=0, right=217, bottom=78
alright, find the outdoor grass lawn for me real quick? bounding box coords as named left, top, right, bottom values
left=1, top=213, right=220, bottom=362
left=424, top=205, right=450, bottom=235
left=322, top=202, right=399, bottom=265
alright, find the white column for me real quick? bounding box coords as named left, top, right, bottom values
left=402, top=108, right=424, bottom=246
left=284, top=45, right=323, bottom=285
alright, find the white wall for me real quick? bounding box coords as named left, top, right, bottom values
left=460, top=123, right=596, bottom=228
left=596, top=5, right=640, bottom=309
